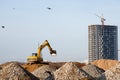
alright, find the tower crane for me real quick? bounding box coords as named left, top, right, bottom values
left=95, top=14, right=106, bottom=26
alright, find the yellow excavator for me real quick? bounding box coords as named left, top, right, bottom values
left=27, top=40, right=56, bottom=64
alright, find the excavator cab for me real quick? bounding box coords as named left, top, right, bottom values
left=32, top=53, right=37, bottom=56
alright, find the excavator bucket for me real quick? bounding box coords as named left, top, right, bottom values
left=50, top=50, right=56, bottom=56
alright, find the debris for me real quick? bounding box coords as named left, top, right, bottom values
left=97, top=62, right=120, bottom=80
left=32, top=65, right=57, bottom=80
left=54, top=62, right=94, bottom=80
left=45, top=71, right=54, bottom=80
left=81, top=64, right=105, bottom=78
left=0, top=61, right=25, bottom=68
left=1, top=60, right=120, bottom=80
left=0, top=63, right=39, bottom=80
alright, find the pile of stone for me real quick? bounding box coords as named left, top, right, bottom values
left=81, top=64, right=105, bottom=78
left=54, top=62, right=94, bottom=80
left=1, top=60, right=120, bottom=80
left=32, top=65, right=57, bottom=80
left=97, top=62, right=120, bottom=80
left=0, top=63, right=39, bottom=80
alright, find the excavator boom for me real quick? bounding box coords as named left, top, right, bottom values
left=37, top=40, right=56, bottom=57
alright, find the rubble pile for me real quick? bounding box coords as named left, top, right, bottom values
left=92, top=59, right=119, bottom=70
left=81, top=64, right=105, bottom=78
left=1, top=60, right=120, bottom=80
left=97, top=62, right=120, bottom=80
left=0, top=61, right=25, bottom=68
left=0, top=63, right=39, bottom=80
left=32, top=65, right=57, bottom=80
left=54, top=62, right=94, bottom=80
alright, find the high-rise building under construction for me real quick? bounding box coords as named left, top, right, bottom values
left=88, top=25, right=118, bottom=62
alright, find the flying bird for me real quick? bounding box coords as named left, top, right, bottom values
left=47, top=7, right=51, bottom=10
left=1, top=26, right=5, bottom=28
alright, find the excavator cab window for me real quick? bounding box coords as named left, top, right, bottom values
left=32, top=53, right=37, bottom=56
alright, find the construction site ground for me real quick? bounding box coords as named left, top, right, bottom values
left=0, top=61, right=86, bottom=72
left=21, top=62, right=86, bottom=72
left=0, top=59, right=120, bottom=80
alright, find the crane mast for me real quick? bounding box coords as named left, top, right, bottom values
left=95, top=14, right=106, bottom=26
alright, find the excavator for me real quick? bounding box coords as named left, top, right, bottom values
left=27, top=40, right=56, bottom=64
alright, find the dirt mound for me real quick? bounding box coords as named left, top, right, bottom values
left=54, top=62, right=94, bottom=80
left=22, top=64, right=43, bottom=72
left=92, top=59, right=119, bottom=70
left=74, top=62, right=86, bottom=68
left=97, top=62, right=120, bottom=80
left=49, top=62, right=85, bottom=69
left=0, top=63, right=39, bottom=80
left=32, top=65, right=57, bottom=80
left=0, top=61, right=25, bottom=68
left=82, top=64, right=105, bottom=78
left=49, top=62, right=66, bottom=69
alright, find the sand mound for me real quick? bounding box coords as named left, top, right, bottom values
left=49, top=62, right=86, bottom=69
left=22, top=63, right=43, bottom=72
left=54, top=62, right=94, bottom=80
left=32, top=65, right=57, bottom=80
left=0, top=61, right=25, bottom=68
left=0, top=63, right=39, bottom=80
left=82, top=64, right=105, bottom=78
left=97, top=62, right=120, bottom=80
left=92, top=59, right=119, bottom=70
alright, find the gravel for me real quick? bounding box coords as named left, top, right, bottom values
left=54, top=62, right=94, bottom=80
left=0, top=63, right=39, bottom=80
left=1, top=60, right=120, bottom=80
left=97, top=62, right=120, bottom=80
left=32, top=65, right=57, bottom=80
left=81, top=64, right=105, bottom=78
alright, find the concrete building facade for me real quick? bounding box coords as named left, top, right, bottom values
left=88, top=25, right=118, bottom=62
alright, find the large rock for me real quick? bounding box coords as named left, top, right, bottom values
left=97, top=62, right=120, bottom=80
left=32, top=65, right=57, bottom=80
left=54, top=62, right=94, bottom=80
left=0, top=63, right=39, bottom=80
left=82, top=64, right=105, bottom=78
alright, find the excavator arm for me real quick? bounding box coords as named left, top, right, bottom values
left=37, top=40, right=56, bottom=58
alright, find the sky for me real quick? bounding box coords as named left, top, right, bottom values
left=0, top=0, right=120, bottom=64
